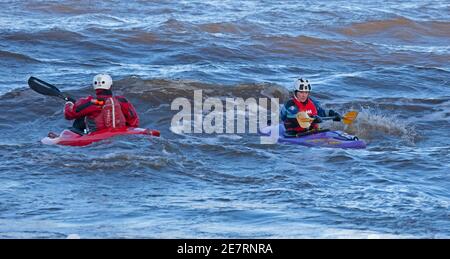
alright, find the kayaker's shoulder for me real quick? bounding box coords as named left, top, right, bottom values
left=309, top=97, right=320, bottom=105
left=77, top=95, right=95, bottom=102
left=114, top=96, right=130, bottom=103
left=283, top=99, right=296, bottom=107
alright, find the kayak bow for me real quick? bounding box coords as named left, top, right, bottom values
left=41, top=127, right=160, bottom=147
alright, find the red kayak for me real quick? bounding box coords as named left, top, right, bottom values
left=41, top=127, right=160, bottom=146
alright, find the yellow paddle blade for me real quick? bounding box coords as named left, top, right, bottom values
left=296, top=112, right=313, bottom=128
left=342, top=111, right=358, bottom=124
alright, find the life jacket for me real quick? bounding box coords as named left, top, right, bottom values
left=86, top=97, right=126, bottom=132
left=292, top=97, right=318, bottom=117
left=285, top=97, right=319, bottom=133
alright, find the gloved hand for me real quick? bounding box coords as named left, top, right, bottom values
left=328, top=110, right=342, bottom=122
left=312, top=116, right=322, bottom=123
left=333, top=115, right=342, bottom=121
left=64, top=96, right=76, bottom=103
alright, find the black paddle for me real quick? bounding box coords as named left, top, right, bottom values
left=28, top=76, right=75, bottom=102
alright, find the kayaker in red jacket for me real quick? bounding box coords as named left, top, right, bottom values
left=59, top=74, right=139, bottom=135
left=280, top=78, right=341, bottom=136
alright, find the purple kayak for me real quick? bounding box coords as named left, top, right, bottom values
left=260, top=124, right=366, bottom=149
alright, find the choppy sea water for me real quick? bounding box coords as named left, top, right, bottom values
left=0, top=0, right=449, bottom=238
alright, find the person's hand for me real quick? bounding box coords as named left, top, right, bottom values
left=64, top=96, right=76, bottom=103
left=333, top=114, right=342, bottom=121
left=312, top=116, right=322, bottom=123
left=329, top=110, right=342, bottom=121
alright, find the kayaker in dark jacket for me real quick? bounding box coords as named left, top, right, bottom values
left=280, top=78, right=341, bottom=136
left=61, top=74, right=139, bottom=135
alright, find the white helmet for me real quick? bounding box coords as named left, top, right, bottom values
left=93, top=74, right=113, bottom=90
left=293, top=78, right=311, bottom=92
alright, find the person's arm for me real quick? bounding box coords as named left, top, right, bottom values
left=280, top=100, right=298, bottom=122
left=311, top=98, right=341, bottom=121
left=117, top=97, right=140, bottom=127
left=64, top=96, right=95, bottom=120
left=310, top=98, right=327, bottom=117
left=280, top=105, right=287, bottom=121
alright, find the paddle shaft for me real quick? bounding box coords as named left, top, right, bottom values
left=298, top=116, right=339, bottom=123
left=297, top=111, right=358, bottom=127
left=319, top=116, right=338, bottom=121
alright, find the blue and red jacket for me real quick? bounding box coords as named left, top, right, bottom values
left=64, top=89, right=139, bottom=132
left=280, top=97, right=326, bottom=134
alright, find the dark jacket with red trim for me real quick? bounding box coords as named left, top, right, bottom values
left=280, top=97, right=327, bottom=134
